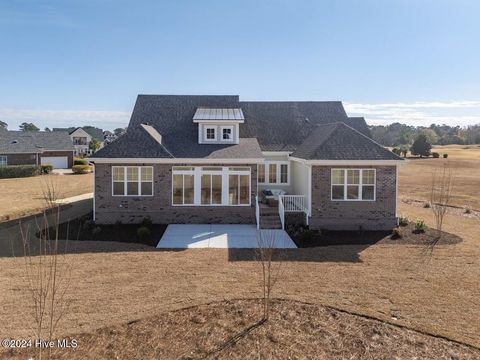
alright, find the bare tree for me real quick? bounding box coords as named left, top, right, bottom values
left=20, top=179, right=72, bottom=360
left=256, top=230, right=285, bottom=321
left=429, top=162, right=455, bottom=243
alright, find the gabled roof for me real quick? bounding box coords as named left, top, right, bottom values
left=0, top=131, right=74, bottom=153
left=93, top=95, right=396, bottom=161
left=292, top=123, right=402, bottom=160
left=53, top=127, right=104, bottom=141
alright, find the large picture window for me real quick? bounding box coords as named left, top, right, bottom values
left=331, top=169, right=376, bottom=201
left=172, top=166, right=251, bottom=206
left=112, top=166, right=153, bottom=196
left=258, top=161, right=289, bottom=185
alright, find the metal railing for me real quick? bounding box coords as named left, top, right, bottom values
left=255, top=195, right=260, bottom=230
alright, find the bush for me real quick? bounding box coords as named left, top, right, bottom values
left=423, top=202, right=431, bottom=208
left=465, top=208, right=471, bottom=214
left=0, top=165, right=40, bottom=179
left=432, top=152, right=440, bottom=158
left=414, top=219, right=426, bottom=233
left=40, top=164, right=53, bottom=174
left=398, top=216, right=409, bottom=226
left=137, top=226, right=151, bottom=241
left=74, top=158, right=88, bottom=166
left=72, top=165, right=92, bottom=174
left=301, top=230, right=316, bottom=242
left=391, top=227, right=402, bottom=240
left=443, top=153, right=448, bottom=158
left=141, top=217, right=153, bottom=228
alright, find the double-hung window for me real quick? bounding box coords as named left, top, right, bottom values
left=331, top=169, right=376, bottom=201
left=221, top=126, right=233, bottom=141
left=172, top=167, right=195, bottom=205
left=205, top=126, right=216, bottom=141
left=112, top=166, right=153, bottom=196
left=0, top=155, right=7, bottom=166
left=258, top=162, right=289, bottom=185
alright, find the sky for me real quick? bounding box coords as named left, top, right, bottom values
left=0, top=0, right=479, bottom=130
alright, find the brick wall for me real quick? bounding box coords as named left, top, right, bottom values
left=94, top=163, right=257, bottom=224
left=310, top=165, right=397, bottom=230
left=0, top=153, right=37, bottom=165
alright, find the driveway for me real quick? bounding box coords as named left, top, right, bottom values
left=157, top=224, right=297, bottom=249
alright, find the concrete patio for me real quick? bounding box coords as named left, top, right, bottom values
left=156, top=224, right=297, bottom=249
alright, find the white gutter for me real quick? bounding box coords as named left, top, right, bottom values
left=289, top=157, right=406, bottom=166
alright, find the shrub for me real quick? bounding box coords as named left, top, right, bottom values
left=91, top=226, right=102, bottom=236
left=443, top=153, right=448, bottom=158
left=391, top=227, right=402, bottom=240
left=301, top=230, right=316, bottom=242
left=414, top=219, right=426, bottom=233
left=137, top=226, right=151, bottom=241
left=423, top=202, right=431, bottom=208
left=72, top=165, right=92, bottom=174
left=398, top=216, right=409, bottom=226
left=74, top=158, right=88, bottom=166
left=40, top=164, right=53, bottom=174
left=141, top=217, right=153, bottom=228
left=465, top=208, right=471, bottom=214
left=0, top=165, right=40, bottom=179
left=432, top=152, right=440, bottom=158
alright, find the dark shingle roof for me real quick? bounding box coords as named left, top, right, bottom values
left=53, top=127, right=104, bottom=141
left=0, top=131, right=74, bottom=153
left=93, top=95, right=394, bottom=161
left=292, top=123, right=402, bottom=160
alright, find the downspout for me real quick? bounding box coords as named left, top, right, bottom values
left=307, top=164, right=312, bottom=223
left=93, top=163, right=96, bottom=222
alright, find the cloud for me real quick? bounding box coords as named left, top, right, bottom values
left=344, top=101, right=480, bottom=127
left=0, top=108, right=131, bottom=131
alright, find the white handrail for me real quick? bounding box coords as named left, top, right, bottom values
left=255, top=195, right=260, bottom=230
left=278, top=195, right=285, bottom=230
left=281, top=195, right=308, bottom=213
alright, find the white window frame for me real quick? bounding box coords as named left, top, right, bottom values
left=0, top=155, right=7, bottom=166
left=220, top=126, right=234, bottom=142
left=204, top=126, right=217, bottom=141
left=171, top=166, right=251, bottom=207
left=257, top=161, right=289, bottom=185
left=330, top=168, right=376, bottom=201
left=112, top=166, right=154, bottom=197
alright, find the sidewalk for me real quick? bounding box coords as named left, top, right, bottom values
left=55, top=192, right=93, bottom=204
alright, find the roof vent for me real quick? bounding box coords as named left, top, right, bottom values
left=11, top=140, right=18, bottom=144
left=304, top=117, right=311, bottom=124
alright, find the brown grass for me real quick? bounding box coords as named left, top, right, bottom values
left=399, top=145, right=480, bottom=209
left=0, top=173, right=93, bottom=222
left=3, top=299, right=479, bottom=360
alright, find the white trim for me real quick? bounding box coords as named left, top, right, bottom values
left=204, top=126, right=217, bottom=141
left=111, top=166, right=154, bottom=197
left=262, top=151, right=293, bottom=156
left=93, top=164, right=96, bottom=221
left=90, top=158, right=265, bottom=164
left=395, top=165, right=399, bottom=220
left=330, top=168, right=376, bottom=202
left=193, top=119, right=244, bottom=124
left=257, top=160, right=290, bottom=185
left=307, top=165, right=312, bottom=216
left=220, top=125, right=234, bottom=142
left=171, top=166, right=251, bottom=207
left=289, top=157, right=405, bottom=166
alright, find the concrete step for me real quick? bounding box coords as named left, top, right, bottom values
left=260, top=215, right=282, bottom=229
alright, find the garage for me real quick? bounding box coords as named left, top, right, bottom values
left=41, top=156, right=69, bottom=169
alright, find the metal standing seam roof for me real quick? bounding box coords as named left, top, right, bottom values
left=193, top=108, right=245, bottom=121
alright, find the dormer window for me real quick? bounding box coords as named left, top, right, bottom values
left=193, top=107, right=244, bottom=145
left=205, top=126, right=217, bottom=141
left=221, top=126, right=233, bottom=141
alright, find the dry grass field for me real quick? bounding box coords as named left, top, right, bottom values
left=0, top=173, right=93, bottom=222
left=0, top=145, right=479, bottom=358
left=399, top=145, right=480, bottom=209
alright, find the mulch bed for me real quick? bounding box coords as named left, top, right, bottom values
left=290, top=222, right=462, bottom=248
left=39, top=212, right=167, bottom=247
left=3, top=299, right=479, bottom=360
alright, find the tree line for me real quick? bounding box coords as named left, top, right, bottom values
left=369, top=122, right=480, bottom=147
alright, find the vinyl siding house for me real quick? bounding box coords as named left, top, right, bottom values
left=0, top=131, right=74, bottom=169
left=91, top=95, right=404, bottom=230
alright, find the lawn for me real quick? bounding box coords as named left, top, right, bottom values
left=0, top=173, right=93, bottom=222
left=0, top=145, right=479, bottom=357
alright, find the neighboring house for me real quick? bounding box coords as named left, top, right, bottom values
left=0, top=131, right=74, bottom=168
left=90, top=95, right=404, bottom=230
left=103, top=130, right=116, bottom=144
left=53, top=127, right=104, bottom=156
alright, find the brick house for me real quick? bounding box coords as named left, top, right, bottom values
left=0, top=130, right=74, bottom=169
left=90, top=95, right=404, bottom=230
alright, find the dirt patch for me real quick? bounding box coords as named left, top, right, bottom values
left=3, top=299, right=478, bottom=360
left=290, top=222, right=461, bottom=247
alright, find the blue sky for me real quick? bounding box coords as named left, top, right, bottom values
left=0, top=0, right=479, bottom=130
